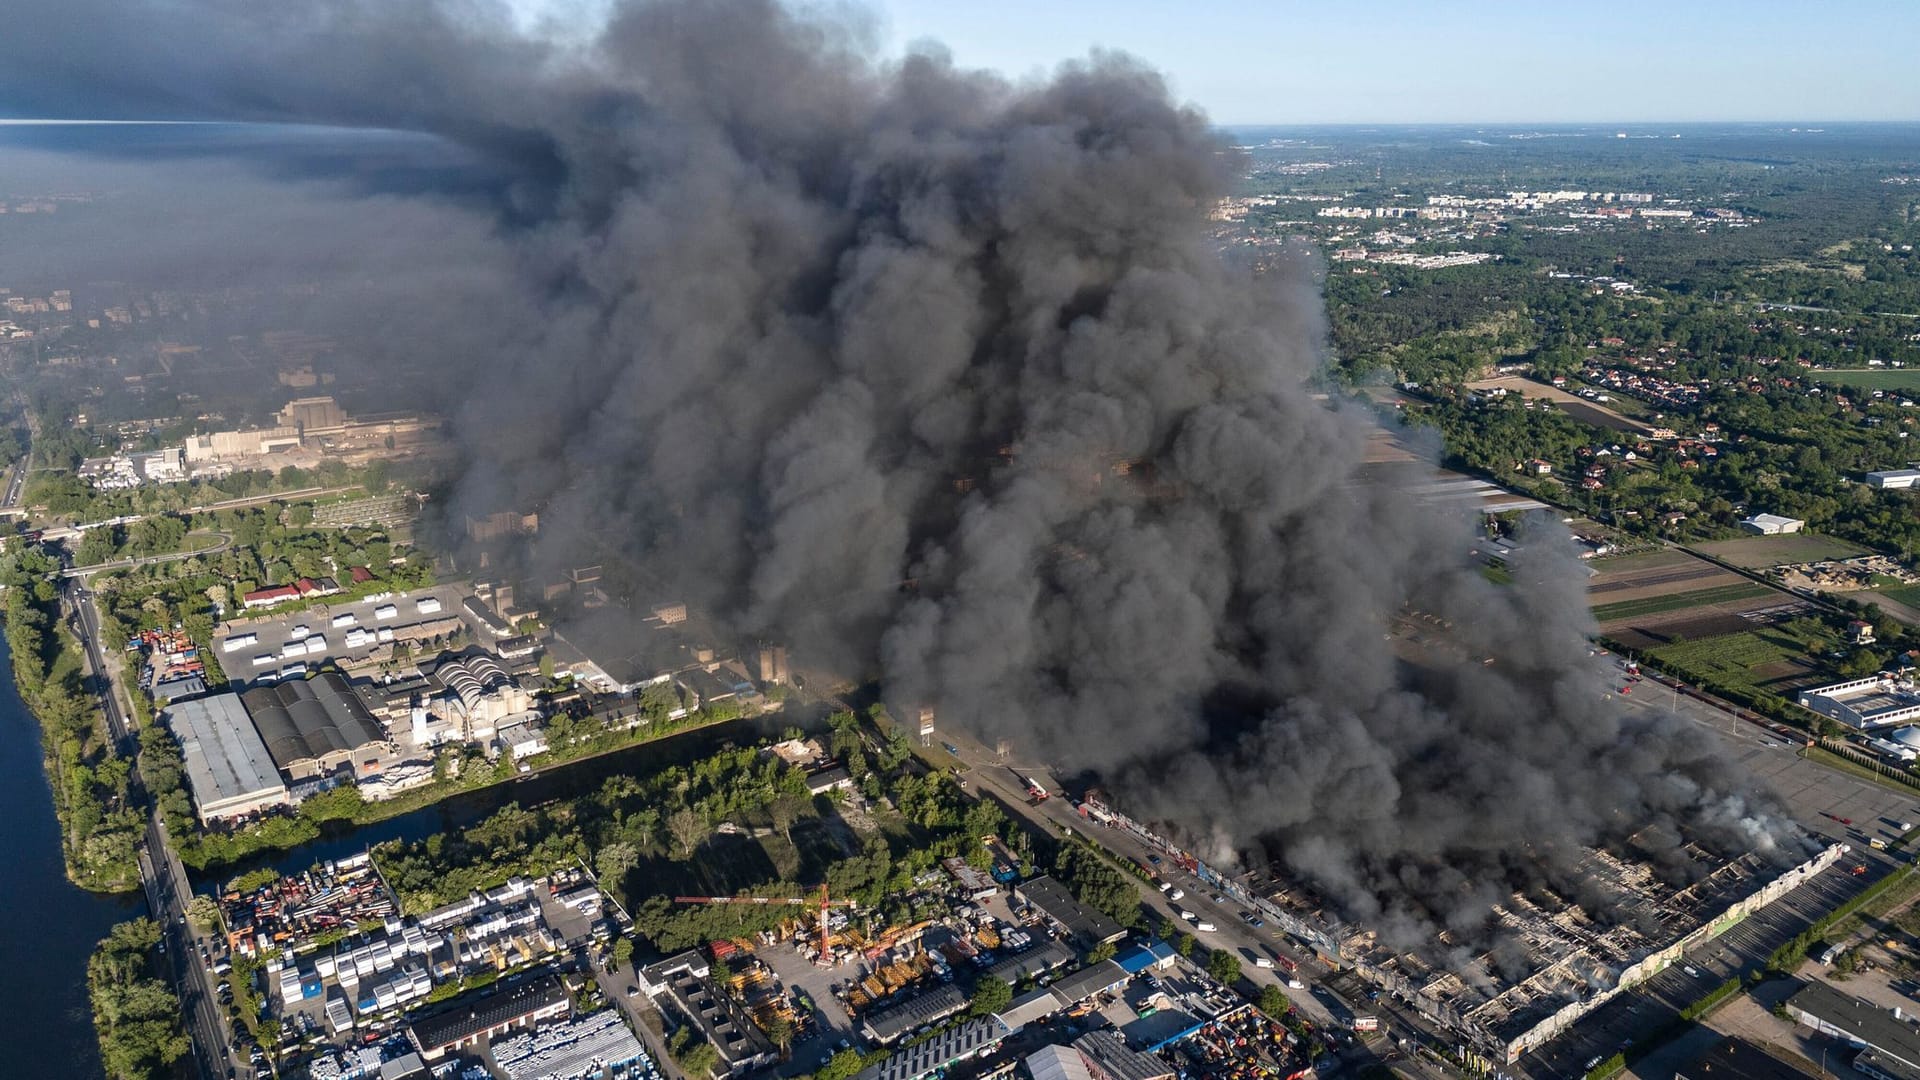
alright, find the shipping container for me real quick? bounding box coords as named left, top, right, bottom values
left=222, top=633, right=258, bottom=653
left=374, top=604, right=398, bottom=621
left=415, top=596, right=442, bottom=615
left=331, top=613, right=357, bottom=628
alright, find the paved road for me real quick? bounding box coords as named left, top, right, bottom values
left=67, top=579, right=245, bottom=1079
left=60, top=531, right=233, bottom=579
left=144, top=812, right=253, bottom=1080
left=3, top=455, right=25, bottom=508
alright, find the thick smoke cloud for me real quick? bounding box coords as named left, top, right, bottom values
left=0, top=0, right=1799, bottom=955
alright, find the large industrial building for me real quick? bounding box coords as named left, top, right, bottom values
left=184, top=425, right=303, bottom=462
left=1784, top=980, right=1920, bottom=1080
left=1078, top=793, right=1846, bottom=1066
left=163, top=694, right=291, bottom=823
left=167, top=676, right=398, bottom=816
left=278, top=396, right=349, bottom=436
left=1799, top=675, right=1920, bottom=730
left=241, top=673, right=392, bottom=781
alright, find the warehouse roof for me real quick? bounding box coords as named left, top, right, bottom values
left=983, top=939, right=1076, bottom=985
left=554, top=608, right=689, bottom=691
left=995, top=987, right=1065, bottom=1032
left=1115, top=940, right=1176, bottom=974
left=1026, top=1044, right=1094, bottom=1080
left=1050, top=960, right=1130, bottom=1006
left=1015, top=876, right=1127, bottom=950
left=855, top=1017, right=1010, bottom=1080
left=1074, top=1030, right=1175, bottom=1080
left=1788, top=980, right=1920, bottom=1073
left=860, top=984, right=968, bottom=1044
left=242, top=672, right=383, bottom=771
left=408, top=974, right=568, bottom=1052
left=164, top=693, right=288, bottom=817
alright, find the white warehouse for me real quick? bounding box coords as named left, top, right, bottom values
left=1867, top=469, right=1920, bottom=490
left=1799, top=675, right=1920, bottom=730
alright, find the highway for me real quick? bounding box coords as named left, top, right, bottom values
left=66, top=579, right=247, bottom=1079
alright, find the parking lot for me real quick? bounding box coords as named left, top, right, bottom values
left=214, top=583, right=469, bottom=686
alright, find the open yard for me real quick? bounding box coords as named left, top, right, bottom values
left=1807, top=367, right=1920, bottom=391
left=1466, top=374, right=1653, bottom=434
left=1693, top=533, right=1869, bottom=569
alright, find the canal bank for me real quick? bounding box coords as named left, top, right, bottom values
left=193, top=709, right=795, bottom=889
left=0, top=636, right=146, bottom=1078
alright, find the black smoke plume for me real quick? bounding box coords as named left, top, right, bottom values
left=0, top=0, right=1799, bottom=956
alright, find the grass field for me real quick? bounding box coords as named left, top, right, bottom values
left=1693, top=533, right=1868, bottom=569
left=1876, top=584, right=1920, bottom=609
left=1807, top=368, right=1920, bottom=391
left=1590, top=581, right=1775, bottom=623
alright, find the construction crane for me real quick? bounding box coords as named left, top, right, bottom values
left=674, top=884, right=853, bottom=967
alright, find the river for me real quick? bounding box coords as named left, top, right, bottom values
left=2, top=621, right=790, bottom=1077
left=0, top=636, right=146, bottom=1078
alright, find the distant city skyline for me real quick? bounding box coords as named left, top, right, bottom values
left=867, top=0, right=1918, bottom=127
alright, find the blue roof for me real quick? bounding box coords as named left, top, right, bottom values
left=1115, top=940, right=1175, bottom=974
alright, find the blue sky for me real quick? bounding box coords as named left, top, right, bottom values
left=863, top=0, right=1920, bottom=126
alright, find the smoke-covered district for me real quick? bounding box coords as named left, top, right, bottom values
left=0, top=0, right=1804, bottom=960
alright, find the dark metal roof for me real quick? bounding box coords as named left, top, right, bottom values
left=1074, top=1030, right=1175, bottom=1080
left=1049, top=960, right=1129, bottom=1005
left=1674, top=1037, right=1817, bottom=1080
left=1788, top=980, right=1920, bottom=1073
left=860, top=984, right=968, bottom=1043
left=983, top=939, right=1075, bottom=984
left=1014, top=876, right=1127, bottom=950
left=408, top=974, right=568, bottom=1051
left=241, top=671, right=383, bottom=769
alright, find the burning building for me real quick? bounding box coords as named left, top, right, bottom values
left=1078, top=792, right=1843, bottom=1064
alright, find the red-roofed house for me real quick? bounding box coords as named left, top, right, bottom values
left=348, top=566, right=374, bottom=584
left=242, top=585, right=301, bottom=610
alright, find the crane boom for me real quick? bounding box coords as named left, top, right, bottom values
left=672, top=884, right=851, bottom=967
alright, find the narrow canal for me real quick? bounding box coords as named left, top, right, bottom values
left=192, top=711, right=789, bottom=886
left=0, top=637, right=146, bottom=1078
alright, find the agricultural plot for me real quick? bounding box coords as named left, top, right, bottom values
left=1648, top=622, right=1840, bottom=701
left=1588, top=548, right=1810, bottom=651
left=1807, top=368, right=1920, bottom=392
left=1589, top=581, right=1774, bottom=623
left=1693, top=533, right=1868, bottom=569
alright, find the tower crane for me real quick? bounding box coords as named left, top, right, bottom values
left=674, top=884, right=853, bottom=967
